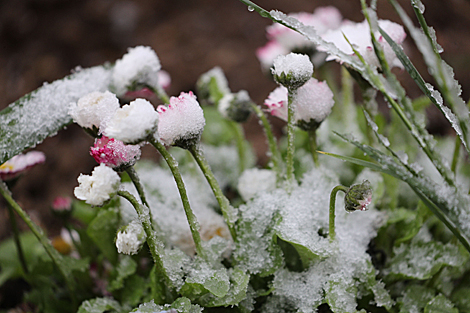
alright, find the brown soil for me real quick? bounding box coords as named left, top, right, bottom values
left=1, top=0, right=470, bottom=240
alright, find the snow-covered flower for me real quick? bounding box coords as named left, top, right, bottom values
left=237, top=168, right=277, bottom=202
left=115, top=219, right=147, bottom=255
left=196, top=66, right=231, bottom=105
left=112, top=46, right=162, bottom=96
left=257, top=7, right=342, bottom=70
left=320, top=19, right=406, bottom=68
left=69, top=91, right=120, bottom=130
left=344, top=180, right=372, bottom=212
left=272, top=53, right=313, bottom=89
left=74, top=163, right=121, bottom=206
left=90, top=136, right=141, bottom=170
left=157, top=91, right=205, bottom=148
left=264, top=78, right=334, bottom=129
left=0, top=151, right=46, bottom=181
left=103, top=98, right=159, bottom=144
left=218, top=90, right=252, bottom=123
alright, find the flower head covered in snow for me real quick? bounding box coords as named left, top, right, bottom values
left=257, top=7, right=343, bottom=71
left=115, top=219, right=147, bottom=255
left=344, top=180, right=373, bottom=212
left=218, top=90, right=253, bottom=123
left=74, top=163, right=121, bottom=206
left=157, top=91, right=206, bottom=149
left=0, top=151, right=46, bottom=181
left=90, top=136, right=141, bottom=171
left=264, top=78, right=335, bottom=130
left=320, top=19, right=406, bottom=69
left=112, top=46, right=162, bottom=97
left=196, top=66, right=231, bottom=106
left=272, top=53, right=314, bottom=90
left=69, top=91, right=120, bottom=132
left=103, top=98, right=159, bottom=144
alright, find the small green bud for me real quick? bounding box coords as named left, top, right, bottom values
left=218, top=90, right=253, bottom=123
left=344, top=180, right=372, bottom=212
left=271, top=53, right=313, bottom=90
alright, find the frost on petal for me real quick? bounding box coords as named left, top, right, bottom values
left=264, top=86, right=288, bottom=121
left=256, top=41, right=289, bottom=72
left=68, top=91, right=120, bottom=129
left=272, top=53, right=314, bottom=89
left=74, top=163, right=121, bottom=206
left=90, top=136, right=141, bottom=169
left=115, top=219, right=146, bottom=255
left=157, top=91, right=205, bottom=148
left=112, top=46, right=161, bottom=96
left=104, top=98, right=159, bottom=144
left=0, top=151, right=46, bottom=181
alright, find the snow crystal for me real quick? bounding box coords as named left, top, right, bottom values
left=237, top=168, right=277, bottom=202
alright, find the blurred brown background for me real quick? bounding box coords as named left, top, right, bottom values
left=1, top=0, right=470, bottom=240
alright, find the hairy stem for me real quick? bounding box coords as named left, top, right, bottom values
left=329, top=185, right=349, bottom=242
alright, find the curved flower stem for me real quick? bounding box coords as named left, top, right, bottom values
left=148, top=137, right=207, bottom=259
left=228, top=120, right=247, bottom=174
left=125, top=166, right=152, bottom=218
left=329, top=185, right=349, bottom=242
left=308, top=129, right=319, bottom=167
left=5, top=202, right=28, bottom=275
left=117, top=190, right=174, bottom=302
left=0, top=180, right=77, bottom=307
left=250, top=103, right=283, bottom=183
left=286, top=89, right=297, bottom=191
left=187, top=144, right=237, bottom=240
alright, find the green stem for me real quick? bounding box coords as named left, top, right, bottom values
left=188, top=144, right=237, bottom=240
left=149, top=86, right=170, bottom=104
left=0, top=180, right=77, bottom=307
left=308, top=129, right=319, bottom=167
left=286, top=89, right=297, bottom=190
left=125, top=166, right=154, bottom=221
left=117, top=190, right=174, bottom=302
left=250, top=103, right=283, bottom=183
left=148, top=137, right=206, bottom=259
left=5, top=202, right=29, bottom=275
left=329, top=185, right=349, bottom=242
left=228, top=121, right=247, bottom=174
left=451, top=135, right=461, bottom=174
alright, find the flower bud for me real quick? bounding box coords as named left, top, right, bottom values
left=74, top=163, right=121, bottom=206
left=271, top=53, right=313, bottom=89
left=112, top=46, right=162, bottom=97
left=115, top=219, right=147, bottom=255
left=90, top=136, right=141, bottom=170
left=157, top=91, right=205, bottom=149
left=196, top=67, right=231, bottom=105
left=103, top=98, right=159, bottom=144
left=344, top=180, right=372, bottom=212
left=218, top=90, right=253, bottom=123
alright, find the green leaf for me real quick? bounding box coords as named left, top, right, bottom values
left=121, top=275, right=148, bottom=307
left=398, top=284, right=435, bottom=313
left=387, top=241, right=467, bottom=281
left=424, top=294, right=458, bottom=313
left=451, top=287, right=470, bottom=312
left=0, top=65, right=112, bottom=164
left=86, top=208, right=120, bottom=265
left=77, top=297, right=122, bottom=313
left=324, top=277, right=358, bottom=313
left=108, top=256, right=138, bottom=292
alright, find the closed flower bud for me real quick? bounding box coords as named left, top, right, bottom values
left=112, top=46, right=162, bottom=97
left=344, top=180, right=372, bottom=212
left=218, top=90, right=253, bottom=123
left=272, top=53, right=313, bottom=89
left=74, top=163, right=121, bottom=206
left=157, top=91, right=205, bottom=149
left=115, top=219, right=147, bottom=255
left=103, top=98, right=159, bottom=144
left=196, top=67, right=231, bottom=105
left=69, top=91, right=120, bottom=131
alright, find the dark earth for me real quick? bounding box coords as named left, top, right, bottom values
left=1, top=0, right=470, bottom=258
